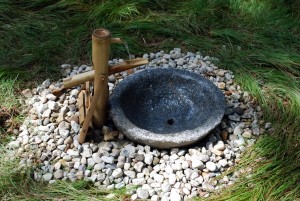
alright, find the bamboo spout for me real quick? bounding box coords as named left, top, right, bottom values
left=63, top=58, right=148, bottom=88
left=109, top=58, right=148, bottom=74
left=52, top=58, right=149, bottom=97
left=111, top=38, right=123, bottom=44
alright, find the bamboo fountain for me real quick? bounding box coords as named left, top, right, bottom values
left=53, top=28, right=148, bottom=144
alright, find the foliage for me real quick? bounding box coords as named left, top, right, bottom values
left=0, top=73, right=19, bottom=109
left=0, top=147, right=33, bottom=199
left=0, top=74, right=21, bottom=141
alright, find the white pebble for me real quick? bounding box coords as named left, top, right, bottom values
left=206, top=162, right=217, bottom=172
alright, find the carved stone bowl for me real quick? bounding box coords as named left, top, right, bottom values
left=109, top=68, right=226, bottom=149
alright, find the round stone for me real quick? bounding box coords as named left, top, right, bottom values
left=101, top=156, right=114, bottom=164
left=169, top=174, right=177, bottom=184
left=144, top=153, right=154, bottom=165
left=48, top=101, right=59, bottom=111
left=134, top=162, right=144, bottom=172
left=131, top=194, right=138, bottom=200
left=115, top=182, right=125, bottom=189
left=233, top=107, right=244, bottom=115
left=219, top=159, right=228, bottom=167
left=182, top=188, right=190, bottom=195
left=242, top=130, right=252, bottom=138
left=120, top=144, right=136, bottom=158
left=54, top=169, right=64, bottom=179
left=161, top=182, right=172, bottom=192
left=124, top=163, right=130, bottom=170
left=81, top=147, right=92, bottom=158
left=92, top=153, right=101, bottom=164
left=112, top=168, right=123, bottom=178
left=136, top=188, right=149, bottom=200
left=153, top=174, right=164, bottom=183
left=151, top=195, right=159, bottom=201
left=124, top=170, right=136, bottom=178
left=71, top=121, right=80, bottom=133
left=199, top=154, right=210, bottom=162
left=214, top=141, right=225, bottom=151
left=191, top=159, right=204, bottom=169
left=165, top=165, right=173, bottom=174
left=108, top=75, right=117, bottom=83
left=217, top=82, right=226, bottom=89
left=43, top=173, right=53, bottom=181
left=170, top=189, right=181, bottom=201
left=206, top=162, right=217, bottom=172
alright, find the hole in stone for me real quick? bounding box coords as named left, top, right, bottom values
left=167, top=118, right=175, bottom=125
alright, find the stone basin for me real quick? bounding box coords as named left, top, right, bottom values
left=109, top=68, right=226, bottom=149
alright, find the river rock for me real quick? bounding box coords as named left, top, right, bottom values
left=71, top=121, right=80, bottom=133
left=134, top=162, right=144, bottom=172
left=101, top=156, right=114, bottom=164
left=124, top=170, right=136, bottom=178
left=170, top=189, right=181, bottom=201
left=144, top=153, right=154, bottom=165
left=54, top=169, right=64, bottom=179
left=137, top=188, right=149, bottom=199
left=112, top=168, right=123, bottom=178
left=43, top=173, right=53, bottom=181
left=206, top=162, right=217, bottom=172
left=120, top=144, right=136, bottom=158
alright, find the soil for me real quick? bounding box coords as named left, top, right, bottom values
left=0, top=106, right=19, bottom=140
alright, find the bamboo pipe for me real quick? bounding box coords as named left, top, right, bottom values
left=108, top=58, right=149, bottom=74
left=63, top=58, right=148, bottom=88
left=91, top=28, right=111, bottom=128
left=52, top=58, right=149, bottom=97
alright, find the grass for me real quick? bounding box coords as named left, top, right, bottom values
left=0, top=73, right=19, bottom=109
left=0, top=0, right=300, bottom=200
left=0, top=73, right=21, bottom=142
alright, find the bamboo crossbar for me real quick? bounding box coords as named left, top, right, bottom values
left=63, top=58, right=148, bottom=88
left=53, top=58, right=148, bottom=97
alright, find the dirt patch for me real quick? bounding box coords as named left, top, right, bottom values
left=0, top=106, right=20, bottom=140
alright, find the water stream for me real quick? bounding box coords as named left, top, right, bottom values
left=123, top=41, right=132, bottom=60
left=124, top=41, right=149, bottom=69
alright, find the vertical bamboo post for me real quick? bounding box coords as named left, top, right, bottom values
left=78, top=28, right=124, bottom=144
left=91, top=28, right=111, bottom=128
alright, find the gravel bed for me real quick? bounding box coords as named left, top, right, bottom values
left=8, top=48, right=271, bottom=201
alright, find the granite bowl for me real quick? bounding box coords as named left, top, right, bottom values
left=109, top=68, right=226, bottom=148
